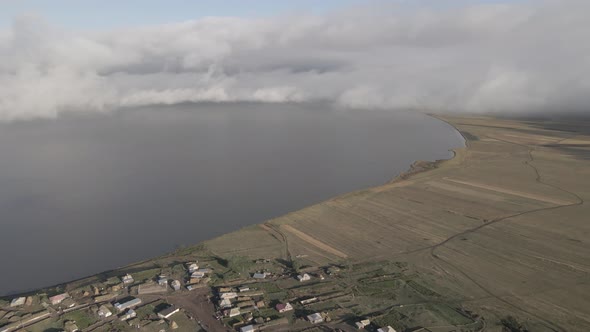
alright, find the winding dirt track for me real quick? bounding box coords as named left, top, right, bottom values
left=424, top=134, right=584, bottom=332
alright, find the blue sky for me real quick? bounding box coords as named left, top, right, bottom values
left=1, top=0, right=521, bottom=29
left=0, top=0, right=358, bottom=28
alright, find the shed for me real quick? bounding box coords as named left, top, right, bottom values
left=240, top=325, right=255, bottom=332
left=157, top=305, right=180, bottom=319
left=377, top=326, right=397, bottom=332
left=114, top=297, right=142, bottom=311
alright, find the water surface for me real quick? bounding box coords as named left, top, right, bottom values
left=0, top=103, right=464, bottom=295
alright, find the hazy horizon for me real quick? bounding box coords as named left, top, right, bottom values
left=0, top=0, right=589, bottom=122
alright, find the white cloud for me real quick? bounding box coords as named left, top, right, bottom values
left=0, top=0, right=588, bottom=121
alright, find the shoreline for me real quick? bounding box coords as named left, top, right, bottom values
left=0, top=113, right=467, bottom=298
left=4, top=115, right=589, bottom=331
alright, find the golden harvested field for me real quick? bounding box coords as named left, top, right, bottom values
left=206, top=115, right=590, bottom=331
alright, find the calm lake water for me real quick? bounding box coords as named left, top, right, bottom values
left=0, top=103, right=464, bottom=295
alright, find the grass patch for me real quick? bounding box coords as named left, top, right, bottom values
left=426, top=303, right=473, bottom=325
left=405, top=280, right=440, bottom=298
left=62, top=309, right=97, bottom=329
left=135, top=302, right=159, bottom=320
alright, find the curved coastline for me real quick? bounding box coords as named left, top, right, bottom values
left=0, top=112, right=466, bottom=298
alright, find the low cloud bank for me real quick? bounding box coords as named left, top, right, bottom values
left=0, top=0, right=588, bottom=121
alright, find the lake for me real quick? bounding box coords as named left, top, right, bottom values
left=0, top=103, right=464, bottom=295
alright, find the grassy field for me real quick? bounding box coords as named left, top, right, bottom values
left=205, top=115, right=590, bottom=331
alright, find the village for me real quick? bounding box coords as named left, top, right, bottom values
left=0, top=250, right=472, bottom=332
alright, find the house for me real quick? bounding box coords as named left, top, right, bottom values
left=196, top=268, right=212, bottom=273
left=191, top=271, right=206, bottom=279
left=157, top=305, right=180, bottom=319
left=187, top=263, right=199, bottom=273
left=240, top=325, right=255, bottom=332
left=171, top=280, right=181, bottom=291
left=377, top=326, right=397, bottom=332
left=49, top=293, right=70, bottom=305
left=307, top=312, right=324, bottom=324
left=225, top=307, right=241, bottom=317
left=98, top=305, right=112, bottom=318
left=64, top=320, right=79, bottom=332
left=255, top=300, right=265, bottom=308
left=218, top=298, right=232, bottom=308
left=120, top=309, right=137, bottom=321
left=252, top=272, right=267, bottom=279
left=10, top=297, right=26, bottom=307
left=114, top=297, right=142, bottom=312
left=275, top=302, right=293, bottom=313
left=157, top=275, right=168, bottom=286
left=121, top=274, right=134, bottom=284
left=220, top=292, right=238, bottom=299
left=297, top=273, right=311, bottom=282
left=238, top=286, right=250, bottom=292
left=355, top=319, right=371, bottom=329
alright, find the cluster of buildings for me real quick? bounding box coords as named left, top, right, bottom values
left=186, top=261, right=212, bottom=290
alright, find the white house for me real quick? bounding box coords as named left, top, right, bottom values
left=157, top=275, right=168, bottom=286
left=121, top=274, right=134, bottom=284
left=355, top=319, right=370, bottom=329
left=307, top=313, right=324, bottom=324
left=227, top=307, right=241, bottom=317
left=187, top=263, right=199, bottom=273
left=120, top=309, right=137, bottom=321
left=98, top=305, right=112, bottom=318
left=252, top=272, right=268, bottom=279
left=10, top=297, right=26, bottom=307
left=297, top=273, right=311, bottom=282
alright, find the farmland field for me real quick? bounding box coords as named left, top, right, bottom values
left=206, top=115, right=590, bottom=331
